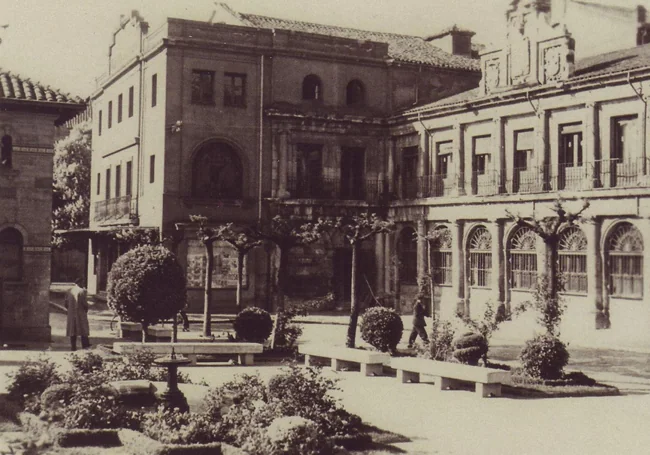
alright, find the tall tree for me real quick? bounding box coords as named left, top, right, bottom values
left=506, top=198, right=590, bottom=302
left=189, top=215, right=229, bottom=337
left=52, top=121, right=91, bottom=246
left=337, top=213, right=395, bottom=348
left=213, top=223, right=262, bottom=310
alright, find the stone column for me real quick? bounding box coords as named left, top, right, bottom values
left=584, top=102, right=600, bottom=189
left=583, top=218, right=606, bottom=329
left=375, top=232, right=385, bottom=295
left=278, top=130, right=289, bottom=198
left=451, top=220, right=466, bottom=316
left=384, top=231, right=393, bottom=299
left=418, top=130, right=430, bottom=197
left=493, top=117, right=506, bottom=194
left=489, top=219, right=505, bottom=308
left=416, top=220, right=427, bottom=288
left=454, top=124, right=466, bottom=196
left=387, top=138, right=396, bottom=195
left=536, top=110, right=550, bottom=190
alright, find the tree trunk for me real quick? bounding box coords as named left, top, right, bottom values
left=203, top=241, right=214, bottom=337
left=276, top=246, right=289, bottom=312
left=346, top=242, right=360, bottom=348
left=546, top=238, right=560, bottom=300
left=427, top=240, right=434, bottom=319
left=236, top=252, right=244, bottom=311
left=141, top=325, right=147, bottom=343
left=172, top=314, right=178, bottom=343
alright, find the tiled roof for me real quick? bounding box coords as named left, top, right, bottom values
left=0, top=70, right=84, bottom=105
left=237, top=13, right=480, bottom=72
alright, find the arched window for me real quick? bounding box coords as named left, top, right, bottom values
left=346, top=79, right=365, bottom=106
left=0, top=228, right=23, bottom=281
left=1, top=135, right=12, bottom=168
left=508, top=226, right=537, bottom=290
left=302, top=75, right=322, bottom=101
left=468, top=226, right=492, bottom=288
left=559, top=226, right=587, bottom=293
left=397, top=227, right=417, bottom=285
left=430, top=226, right=452, bottom=286
left=192, top=142, right=243, bottom=199
left=607, top=222, right=643, bottom=298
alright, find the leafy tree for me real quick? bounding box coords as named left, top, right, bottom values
left=336, top=213, right=394, bottom=348
left=107, top=245, right=186, bottom=342
left=52, top=121, right=91, bottom=247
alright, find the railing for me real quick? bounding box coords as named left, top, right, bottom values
left=286, top=177, right=384, bottom=203
left=405, top=158, right=650, bottom=200
left=94, top=196, right=136, bottom=222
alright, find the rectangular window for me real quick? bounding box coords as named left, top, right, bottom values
left=436, top=141, right=453, bottom=178
left=472, top=135, right=491, bottom=176
left=224, top=72, right=246, bottom=107
left=105, top=168, right=111, bottom=200
left=117, top=94, right=123, bottom=123
left=510, top=251, right=537, bottom=290
left=96, top=173, right=101, bottom=195
left=151, top=74, right=157, bottom=107
left=401, top=146, right=418, bottom=199
left=108, top=101, right=113, bottom=129
left=295, top=144, right=323, bottom=198
left=126, top=161, right=132, bottom=196
left=610, top=253, right=643, bottom=298
left=612, top=115, right=638, bottom=162
left=128, top=86, right=134, bottom=118
left=191, top=70, right=215, bottom=104
left=115, top=164, right=121, bottom=198
left=514, top=129, right=534, bottom=170
left=560, top=253, right=587, bottom=293
left=559, top=124, right=583, bottom=167
left=98, top=110, right=103, bottom=136
left=149, top=155, right=155, bottom=183
left=340, top=147, right=365, bottom=200
left=469, top=252, right=492, bottom=288
left=432, top=251, right=452, bottom=286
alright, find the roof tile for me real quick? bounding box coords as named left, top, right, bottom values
left=238, top=13, right=480, bottom=72
left=0, top=70, right=84, bottom=105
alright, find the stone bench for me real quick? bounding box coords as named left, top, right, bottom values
left=113, top=342, right=263, bottom=366
left=116, top=323, right=172, bottom=342
left=299, top=345, right=390, bottom=376
left=389, top=357, right=511, bottom=398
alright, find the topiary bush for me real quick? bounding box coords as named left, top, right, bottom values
left=520, top=333, right=570, bottom=380
left=452, top=332, right=488, bottom=366
left=233, top=307, right=273, bottom=343
left=360, top=307, right=403, bottom=353
left=107, top=245, right=186, bottom=341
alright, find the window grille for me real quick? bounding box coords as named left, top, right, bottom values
left=430, top=226, right=452, bottom=285
left=559, top=226, right=587, bottom=293
left=607, top=222, right=643, bottom=298
left=509, top=226, right=537, bottom=290
left=468, top=226, right=492, bottom=288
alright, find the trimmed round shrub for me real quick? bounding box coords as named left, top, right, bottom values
left=360, top=307, right=403, bottom=353
left=520, top=333, right=569, bottom=380
left=233, top=307, right=273, bottom=343
left=107, top=245, right=186, bottom=331
left=452, top=332, right=488, bottom=366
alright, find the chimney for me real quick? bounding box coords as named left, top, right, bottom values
left=425, top=25, right=475, bottom=57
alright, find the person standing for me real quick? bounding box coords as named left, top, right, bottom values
left=408, top=295, right=429, bottom=348
left=65, top=278, right=90, bottom=351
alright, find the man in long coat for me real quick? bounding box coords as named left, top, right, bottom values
left=65, top=278, right=90, bottom=350
left=408, top=295, right=429, bottom=348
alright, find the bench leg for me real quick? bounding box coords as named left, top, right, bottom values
left=434, top=376, right=460, bottom=391
left=361, top=363, right=383, bottom=377
left=332, top=358, right=346, bottom=371
left=397, top=370, right=420, bottom=383
left=238, top=354, right=254, bottom=366
left=186, top=354, right=198, bottom=365
left=476, top=383, right=501, bottom=398
left=305, top=354, right=313, bottom=366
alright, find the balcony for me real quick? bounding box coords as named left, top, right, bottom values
left=286, top=176, right=384, bottom=203
left=406, top=158, right=650, bottom=200
left=94, top=196, right=136, bottom=223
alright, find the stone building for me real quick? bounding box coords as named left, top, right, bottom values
left=86, top=5, right=480, bottom=310
left=389, top=0, right=650, bottom=345
left=0, top=72, right=85, bottom=341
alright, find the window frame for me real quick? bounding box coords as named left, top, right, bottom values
left=151, top=74, right=158, bottom=108
left=191, top=69, right=216, bottom=105
left=108, top=101, right=113, bottom=129
left=149, top=155, right=155, bottom=184
left=115, top=164, right=121, bottom=198
left=128, top=86, right=134, bottom=118
left=117, top=93, right=123, bottom=123
left=126, top=161, right=132, bottom=196
left=223, top=72, right=246, bottom=108
left=346, top=79, right=365, bottom=106
left=105, top=168, right=111, bottom=200
left=302, top=74, right=323, bottom=101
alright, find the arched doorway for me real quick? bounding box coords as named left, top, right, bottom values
left=192, top=141, right=243, bottom=200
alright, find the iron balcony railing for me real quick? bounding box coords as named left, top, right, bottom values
left=286, top=176, right=384, bottom=203
left=94, top=195, right=136, bottom=222
left=407, top=158, right=650, bottom=200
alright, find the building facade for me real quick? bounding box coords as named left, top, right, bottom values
left=0, top=72, right=85, bottom=341
left=87, top=6, right=479, bottom=311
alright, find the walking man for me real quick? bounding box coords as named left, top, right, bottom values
left=65, top=277, right=90, bottom=351
left=408, top=295, right=429, bottom=348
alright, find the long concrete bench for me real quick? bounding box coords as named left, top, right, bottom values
left=113, top=342, right=263, bottom=366
left=299, top=345, right=390, bottom=376
left=390, top=357, right=511, bottom=398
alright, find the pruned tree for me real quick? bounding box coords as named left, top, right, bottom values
left=213, top=223, right=263, bottom=310
left=506, top=198, right=590, bottom=302
left=189, top=215, right=229, bottom=337
left=336, top=213, right=395, bottom=348
left=52, top=121, right=91, bottom=247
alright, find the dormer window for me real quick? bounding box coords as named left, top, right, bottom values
left=346, top=79, right=365, bottom=106
left=1, top=135, right=12, bottom=168
left=302, top=75, right=322, bottom=101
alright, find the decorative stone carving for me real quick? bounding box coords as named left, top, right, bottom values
left=543, top=44, right=564, bottom=83
left=608, top=223, right=644, bottom=253
left=559, top=226, right=587, bottom=252
left=469, top=226, right=492, bottom=251
left=510, top=226, right=537, bottom=250
left=510, top=37, right=531, bottom=83
left=484, top=59, right=501, bottom=93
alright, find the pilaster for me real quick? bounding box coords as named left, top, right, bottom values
left=583, top=218, right=606, bottom=328
left=493, top=118, right=506, bottom=194
left=536, top=110, right=550, bottom=190
left=451, top=219, right=466, bottom=315
left=584, top=102, right=600, bottom=189
left=489, top=219, right=505, bottom=307
left=416, top=220, right=427, bottom=288
left=375, top=232, right=386, bottom=295
left=453, top=124, right=466, bottom=196
left=387, top=138, right=396, bottom=194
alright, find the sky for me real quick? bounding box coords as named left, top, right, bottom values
left=0, top=0, right=514, bottom=98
